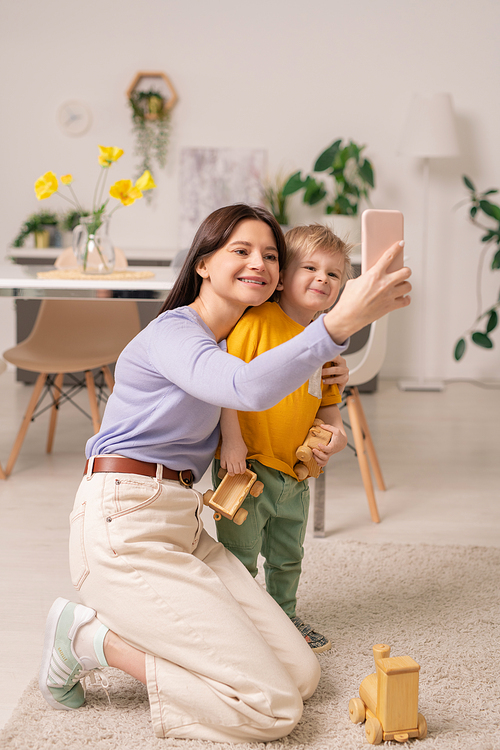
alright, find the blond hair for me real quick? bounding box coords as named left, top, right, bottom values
left=283, top=223, right=354, bottom=286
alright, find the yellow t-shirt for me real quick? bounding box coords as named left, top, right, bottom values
left=222, top=301, right=341, bottom=479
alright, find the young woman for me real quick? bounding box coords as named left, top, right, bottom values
left=39, top=204, right=411, bottom=742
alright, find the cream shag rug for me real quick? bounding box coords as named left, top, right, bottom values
left=2, top=540, right=499, bottom=750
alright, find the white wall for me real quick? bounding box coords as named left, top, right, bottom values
left=1, top=0, right=499, bottom=381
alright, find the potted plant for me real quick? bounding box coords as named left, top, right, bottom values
left=282, top=139, right=375, bottom=243
left=12, top=210, right=59, bottom=248
left=261, top=171, right=294, bottom=228
left=454, top=175, right=500, bottom=360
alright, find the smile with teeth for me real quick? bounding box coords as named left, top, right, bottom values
left=239, top=278, right=266, bottom=285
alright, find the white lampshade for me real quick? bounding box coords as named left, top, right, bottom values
left=399, top=92, right=459, bottom=159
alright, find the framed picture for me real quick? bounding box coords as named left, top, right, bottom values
left=179, top=148, right=267, bottom=248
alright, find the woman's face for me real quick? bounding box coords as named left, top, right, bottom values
left=196, top=219, right=280, bottom=309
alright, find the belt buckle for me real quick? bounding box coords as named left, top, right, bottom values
left=179, top=470, right=193, bottom=488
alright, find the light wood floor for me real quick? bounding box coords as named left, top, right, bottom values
left=1, top=371, right=499, bottom=729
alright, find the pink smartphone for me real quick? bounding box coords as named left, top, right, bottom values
left=361, top=209, right=404, bottom=274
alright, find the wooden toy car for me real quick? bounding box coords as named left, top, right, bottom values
left=349, top=644, right=427, bottom=745
left=202, top=468, right=264, bottom=525
left=294, top=418, right=332, bottom=480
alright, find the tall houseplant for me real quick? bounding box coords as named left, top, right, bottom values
left=282, top=139, right=375, bottom=216
left=454, top=176, right=500, bottom=360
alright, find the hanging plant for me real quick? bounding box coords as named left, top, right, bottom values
left=127, top=73, right=178, bottom=204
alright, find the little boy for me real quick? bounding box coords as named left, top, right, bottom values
left=212, top=224, right=352, bottom=652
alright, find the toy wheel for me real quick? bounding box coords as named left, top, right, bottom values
left=365, top=716, right=382, bottom=745
left=348, top=698, right=365, bottom=724
left=217, top=467, right=227, bottom=479
left=417, top=713, right=427, bottom=739
left=233, top=508, right=248, bottom=525
left=294, top=463, right=309, bottom=481
left=203, top=489, right=214, bottom=506
left=296, top=446, right=312, bottom=462
left=250, top=481, right=264, bottom=497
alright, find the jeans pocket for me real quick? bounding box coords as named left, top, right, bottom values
left=69, top=503, right=89, bottom=591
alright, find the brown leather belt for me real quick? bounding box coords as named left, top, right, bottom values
left=84, top=456, right=194, bottom=487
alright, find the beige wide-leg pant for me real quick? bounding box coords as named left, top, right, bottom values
left=69, top=465, right=320, bottom=742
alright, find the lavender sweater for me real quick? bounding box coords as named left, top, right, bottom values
left=86, top=307, right=347, bottom=481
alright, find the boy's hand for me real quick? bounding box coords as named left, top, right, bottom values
left=220, top=440, right=248, bottom=476
left=311, top=423, right=348, bottom=466
left=322, top=355, right=349, bottom=394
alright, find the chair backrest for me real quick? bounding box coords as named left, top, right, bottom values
left=4, top=299, right=141, bottom=373
left=54, top=247, right=129, bottom=270
left=345, top=315, right=389, bottom=387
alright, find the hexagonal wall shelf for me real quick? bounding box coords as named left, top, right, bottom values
left=126, top=71, right=178, bottom=120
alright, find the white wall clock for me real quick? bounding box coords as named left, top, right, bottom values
left=57, top=100, right=92, bottom=137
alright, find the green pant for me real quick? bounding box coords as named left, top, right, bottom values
left=212, top=460, right=310, bottom=618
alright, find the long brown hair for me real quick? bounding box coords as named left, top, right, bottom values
left=159, top=204, right=286, bottom=313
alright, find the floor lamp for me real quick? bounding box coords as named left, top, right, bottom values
left=398, top=93, right=459, bottom=391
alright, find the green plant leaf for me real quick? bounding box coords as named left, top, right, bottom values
left=481, top=230, right=497, bottom=242
left=454, top=338, right=466, bottom=360
left=483, top=189, right=499, bottom=196
left=479, top=200, right=500, bottom=221
left=303, top=176, right=326, bottom=205
left=463, top=175, right=476, bottom=192
left=282, top=171, right=306, bottom=196
left=346, top=141, right=362, bottom=161
left=492, top=249, right=500, bottom=269
left=471, top=331, right=493, bottom=348
left=335, top=194, right=356, bottom=215
left=358, top=159, right=375, bottom=188
left=470, top=206, right=478, bottom=218
left=486, top=310, right=498, bottom=333
left=314, top=140, right=341, bottom=172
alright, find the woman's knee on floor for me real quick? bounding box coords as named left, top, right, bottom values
left=297, top=648, right=321, bottom=701
left=263, top=685, right=305, bottom=742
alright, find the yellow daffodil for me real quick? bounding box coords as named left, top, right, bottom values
left=34, top=171, right=58, bottom=200
left=135, top=170, right=156, bottom=192
left=109, top=179, right=143, bottom=206
left=60, top=174, right=73, bottom=185
left=98, top=145, right=124, bottom=168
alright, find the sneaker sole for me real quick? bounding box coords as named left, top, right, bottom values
left=39, top=597, right=95, bottom=711
left=311, top=639, right=332, bottom=654
left=39, top=598, right=74, bottom=710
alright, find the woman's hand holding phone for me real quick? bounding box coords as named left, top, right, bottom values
left=323, top=242, right=412, bottom=344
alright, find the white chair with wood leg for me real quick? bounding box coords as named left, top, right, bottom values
left=342, top=315, right=390, bottom=524
left=2, top=298, right=140, bottom=477
left=312, top=315, right=390, bottom=536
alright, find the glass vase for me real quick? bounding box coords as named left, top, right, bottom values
left=73, top=216, right=115, bottom=274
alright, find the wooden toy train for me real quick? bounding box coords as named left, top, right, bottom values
left=349, top=644, right=427, bottom=744
left=203, top=468, right=264, bottom=525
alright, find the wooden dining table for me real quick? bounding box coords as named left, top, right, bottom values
left=0, top=262, right=177, bottom=299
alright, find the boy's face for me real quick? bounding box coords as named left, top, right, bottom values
left=278, top=247, right=345, bottom=326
